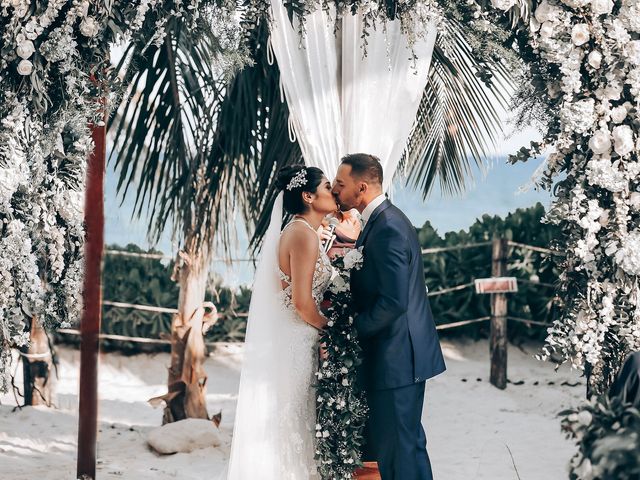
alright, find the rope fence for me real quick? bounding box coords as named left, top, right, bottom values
left=98, top=239, right=557, bottom=345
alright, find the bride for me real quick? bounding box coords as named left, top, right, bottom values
left=226, top=165, right=338, bottom=479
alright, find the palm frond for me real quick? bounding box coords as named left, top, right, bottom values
left=198, top=15, right=302, bottom=254
left=108, top=12, right=233, bottom=251
left=400, top=17, right=514, bottom=199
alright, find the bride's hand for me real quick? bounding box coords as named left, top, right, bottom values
left=317, top=224, right=334, bottom=244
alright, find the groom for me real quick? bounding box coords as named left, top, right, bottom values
left=332, top=153, right=446, bottom=480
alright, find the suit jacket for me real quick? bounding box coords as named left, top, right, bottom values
left=351, top=199, right=446, bottom=391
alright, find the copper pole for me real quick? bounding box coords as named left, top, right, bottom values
left=76, top=111, right=106, bottom=479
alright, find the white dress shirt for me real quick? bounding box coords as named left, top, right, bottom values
left=361, top=193, right=386, bottom=226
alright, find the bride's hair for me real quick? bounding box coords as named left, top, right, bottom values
left=276, top=165, right=324, bottom=215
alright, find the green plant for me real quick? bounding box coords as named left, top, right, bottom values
left=561, top=396, right=640, bottom=480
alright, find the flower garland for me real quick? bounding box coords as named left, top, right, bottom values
left=315, top=247, right=369, bottom=479
left=483, top=0, right=640, bottom=393
left=280, top=0, right=442, bottom=59
left=0, top=0, right=243, bottom=391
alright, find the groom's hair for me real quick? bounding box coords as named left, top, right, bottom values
left=341, top=153, right=383, bottom=186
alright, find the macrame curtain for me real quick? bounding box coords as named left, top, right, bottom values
left=269, top=1, right=437, bottom=191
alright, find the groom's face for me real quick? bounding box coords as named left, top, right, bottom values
left=332, top=164, right=364, bottom=212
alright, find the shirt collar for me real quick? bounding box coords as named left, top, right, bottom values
left=361, top=194, right=386, bottom=224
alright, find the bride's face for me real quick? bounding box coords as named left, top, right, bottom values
left=308, top=176, right=338, bottom=215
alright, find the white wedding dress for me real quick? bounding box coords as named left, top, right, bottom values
left=226, top=192, right=333, bottom=480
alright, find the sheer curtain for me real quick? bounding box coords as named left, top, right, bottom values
left=269, top=0, right=438, bottom=188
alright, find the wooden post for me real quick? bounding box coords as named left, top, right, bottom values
left=76, top=114, right=106, bottom=479
left=490, top=236, right=508, bottom=390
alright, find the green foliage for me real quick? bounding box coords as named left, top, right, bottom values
left=419, top=202, right=560, bottom=339
left=561, top=396, right=640, bottom=480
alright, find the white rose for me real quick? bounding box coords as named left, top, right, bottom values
left=491, top=0, right=516, bottom=11
left=629, top=192, right=640, bottom=209
left=588, top=50, right=602, bottom=69
left=604, top=83, right=622, bottom=101
left=16, top=40, right=35, bottom=59
left=539, top=22, right=555, bottom=39
left=535, top=0, right=561, bottom=23
left=612, top=125, right=634, bottom=156
left=79, top=17, right=99, bottom=37
left=591, top=0, right=613, bottom=16
left=610, top=105, right=627, bottom=123
left=588, top=130, right=611, bottom=154
left=16, top=59, right=32, bottom=75
left=15, top=3, right=28, bottom=17
left=572, top=24, right=590, bottom=46
left=529, top=17, right=541, bottom=32
left=625, top=40, right=640, bottom=65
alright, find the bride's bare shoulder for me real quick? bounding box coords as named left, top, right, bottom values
left=280, top=223, right=319, bottom=253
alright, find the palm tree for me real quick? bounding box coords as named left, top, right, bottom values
left=108, top=0, right=517, bottom=422
left=110, top=7, right=240, bottom=423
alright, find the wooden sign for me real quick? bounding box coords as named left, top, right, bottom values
left=475, top=277, right=518, bottom=294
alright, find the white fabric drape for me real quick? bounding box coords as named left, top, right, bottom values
left=269, top=1, right=438, bottom=190
left=268, top=5, right=343, bottom=179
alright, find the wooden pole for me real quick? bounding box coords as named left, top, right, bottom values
left=76, top=114, right=106, bottom=479
left=490, top=236, right=508, bottom=390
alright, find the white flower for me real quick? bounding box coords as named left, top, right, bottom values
left=16, top=59, right=33, bottom=75
left=588, top=50, right=602, bottom=69
left=586, top=158, right=626, bottom=192
left=342, top=378, right=349, bottom=386
left=615, top=232, right=640, bottom=275
left=561, top=98, right=596, bottom=134
left=588, top=130, right=611, bottom=154
left=343, top=247, right=364, bottom=271
left=604, top=82, right=623, bottom=101
left=629, top=192, right=640, bottom=209
left=539, top=22, right=555, bottom=39
left=591, top=0, right=613, bottom=16
left=612, top=125, right=634, bottom=156
left=571, top=24, right=590, bottom=46
left=14, top=3, right=28, bottom=18
left=79, top=17, right=99, bottom=37
left=491, top=0, right=516, bottom=11
left=610, top=105, right=627, bottom=123
left=535, top=0, right=562, bottom=23
left=624, top=41, right=640, bottom=65
left=16, top=40, right=35, bottom=59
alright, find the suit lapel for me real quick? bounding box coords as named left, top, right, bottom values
left=356, top=199, right=391, bottom=248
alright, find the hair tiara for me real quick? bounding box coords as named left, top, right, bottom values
left=286, top=168, right=308, bottom=191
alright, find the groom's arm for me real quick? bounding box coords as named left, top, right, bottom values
left=355, top=228, right=410, bottom=339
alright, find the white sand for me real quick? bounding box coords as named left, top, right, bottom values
left=0, top=340, right=582, bottom=479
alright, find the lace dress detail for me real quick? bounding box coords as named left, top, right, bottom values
left=275, top=218, right=334, bottom=479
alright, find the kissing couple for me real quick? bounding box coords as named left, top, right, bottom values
left=225, top=153, right=446, bottom=480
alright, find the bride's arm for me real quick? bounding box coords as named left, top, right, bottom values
left=288, top=229, right=328, bottom=330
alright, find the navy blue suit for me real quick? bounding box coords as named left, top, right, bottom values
left=351, top=199, right=446, bottom=480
